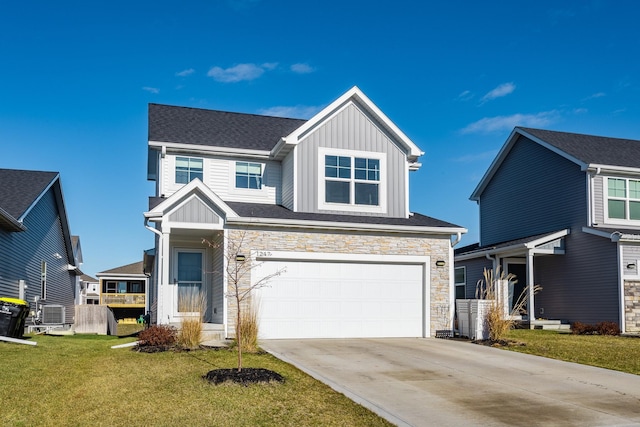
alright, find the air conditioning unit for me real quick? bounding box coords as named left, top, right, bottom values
left=41, top=305, right=65, bottom=324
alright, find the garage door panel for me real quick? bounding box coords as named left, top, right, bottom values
left=255, top=261, right=425, bottom=339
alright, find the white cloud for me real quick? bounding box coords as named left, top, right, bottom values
left=582, top=92, right=606, bottom=101
left=261, top=62, right=278, bottom=70
left=460, top=111, right=559, bottom=134
left=142, top=86, right=159, bottom=94
left=207, top=63, right=273, bottom=83
left=481, top=82, right=516, bottom=103
left=259, top=105, right=322, bottom=119
left=457, top=90, right=473, bottom=101
left=176, top=68, right=195, bottom=77
left=291, top=63, right=314, bottom=74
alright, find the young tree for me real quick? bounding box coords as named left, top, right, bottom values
left=203, top=229, right=285, bottom=371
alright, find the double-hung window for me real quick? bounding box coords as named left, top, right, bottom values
left=175, top=157, right=203, bottom=184
left=322, top=149, right=384, bottom=212
left=607, top=177, right=640, bottom=221
left=235, top=162, right=262, bottom=189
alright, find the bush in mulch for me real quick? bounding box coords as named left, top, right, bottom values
left=203, top=368, right=284, bottom=386
left=135, top=325, right=177, bottom=352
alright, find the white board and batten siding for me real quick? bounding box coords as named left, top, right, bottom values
left=252, top=251, right=430, bottom=339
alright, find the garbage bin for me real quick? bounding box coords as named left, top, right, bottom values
left=0, top=297, right=29, bottom=338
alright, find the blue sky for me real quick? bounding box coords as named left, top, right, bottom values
left=1, top=1, right=639, bottom=277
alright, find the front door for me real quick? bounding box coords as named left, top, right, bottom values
left=175, top=250, right=204, bottom=315
left=506, top=262, right=527, bottom=315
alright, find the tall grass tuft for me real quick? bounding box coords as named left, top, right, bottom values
left=477, top=267, right=541, bottom=342
left=237, top=299, right=259, bottom=353
left=177, top=290, right=207, bottom=349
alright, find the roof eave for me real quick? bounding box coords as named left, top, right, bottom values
left=149, top=140, right=272, bottom=159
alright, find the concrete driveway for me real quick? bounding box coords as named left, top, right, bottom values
left=261, top=338, right=640, bottom=427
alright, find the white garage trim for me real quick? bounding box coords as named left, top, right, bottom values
left=252, top=251, right=430, bottom=338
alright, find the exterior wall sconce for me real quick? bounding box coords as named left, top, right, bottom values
left=236, top=254, right=246, bottom=262
left=627, top=263, right=636, bottom=269
left=53, top=253, right=62, bottom=259
left=435, top=260, right=446, bottom=267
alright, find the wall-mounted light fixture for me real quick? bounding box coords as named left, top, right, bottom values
left=236, top=254, right=246, bottom=262
left=53, top=253, right=62, bottom=259
left=627, top=263, right=636, bottom=269
left=435, top=260, right=446, bottom=267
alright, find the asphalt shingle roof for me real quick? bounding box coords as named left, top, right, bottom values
left=0, top=169, right=58, bottom=219
left=226, top=202, right=463, bottom=229
left=98, top=261, right=144, bottom=276
left=148, top=104, right=307, bottom=151
left=519, top=127, right=640, bottom=168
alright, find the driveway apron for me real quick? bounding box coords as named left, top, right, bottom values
left=261, top=338, right=640, bottom=427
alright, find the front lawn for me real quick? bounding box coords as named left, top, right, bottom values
left=0, top=335, right=392, bottom=426
left=503, top=329, right=640, bottom=375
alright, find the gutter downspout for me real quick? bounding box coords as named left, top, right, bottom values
left=448, top=232, right=463, bottom=334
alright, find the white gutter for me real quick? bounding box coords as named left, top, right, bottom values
left=451, top=231, right=462, bottom=247
left=149, top=141, right=271, bottom=159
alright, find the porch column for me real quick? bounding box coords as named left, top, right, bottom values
left=527, top=250, right=535, bottom=329
left=158, top=230, right=171, bottom=324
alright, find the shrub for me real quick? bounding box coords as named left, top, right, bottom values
left=596, top=321, right=621, bottom=336
left=572, top=321, right=597, bottom=335
left=237, top=300, right=259, bottom=353
left=177, top=290, right=206, bottom=349
left=138, top=325, right=177, bottom=347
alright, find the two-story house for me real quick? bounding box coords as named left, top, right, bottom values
left=455, top=127, right=640, bottom=334
left=144, top=86, right=466, bottom=339
left=96, top=261, right=147, bottom=322
left=0, top=168, right=80, bottom=325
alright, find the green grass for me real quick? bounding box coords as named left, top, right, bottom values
left=0, top=335, right=392, bottom=427
left=503, top=329, right=640, bottom=375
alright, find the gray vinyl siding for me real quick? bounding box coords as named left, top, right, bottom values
left=168, top=197, right=221, bottom=224
left=0, top=188, right=76, bottom=323
left=281, top=151, right=294, bottom=210
left=480, top=135, right=587, bottom=246
left=296, top=103, right=407, bottom=217
left=622, top=244, right=640, bottom=277
left=535, top=232, right=619, bottom=324
left=456, top=257, right=493, bottom=299
left=593, top=175, right=604, bottom=225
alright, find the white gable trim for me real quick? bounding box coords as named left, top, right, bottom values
left=144, top=178, right=238, bottom=220
left=271, top=86, right=423, bottom=163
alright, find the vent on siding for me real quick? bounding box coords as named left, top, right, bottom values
left=41, top=305, right=65, bottom=324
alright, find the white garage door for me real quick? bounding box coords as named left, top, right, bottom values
left=254, top=260, right=426, bottom=339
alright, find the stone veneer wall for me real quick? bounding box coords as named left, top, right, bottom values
left=624, top=281, right=640, bottom=332
left=226, top=227, right=452, bottom=337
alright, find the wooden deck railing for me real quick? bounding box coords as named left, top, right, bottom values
left=101, top=293, right=146, bottom=307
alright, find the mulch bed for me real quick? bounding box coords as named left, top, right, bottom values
left=203, top=368, right=285, bottom=386
left=471, top=339, right=525, bottom=347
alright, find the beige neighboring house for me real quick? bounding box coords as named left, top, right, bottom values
left=144, top=86, right=466, bottom=339
left=78, top=274, right=99, bottom=305
left=96, top=261, right=148, bottom=322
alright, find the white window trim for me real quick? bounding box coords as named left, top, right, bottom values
left=317, top=147, right=387, bottom=214
left=174, top=156, right=204, bottom=185
left=604, top=176, right=640, bottom=225
left=229, top=160, right=270, bottom=197
left=454, top=266, right=466, bottom=299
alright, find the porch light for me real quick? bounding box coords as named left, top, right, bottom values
left=236, top=254, right=246, bottom=262
left=627, top=263, right=636, bottom=269
left=435, top=260, right=446, bottom=267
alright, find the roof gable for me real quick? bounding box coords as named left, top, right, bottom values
left=97, top=261, right=145, bottom=276
left=271, top=87, right=423, bottom=167
left=0, top=169, right=59, bottom=220
left=470, top=127, right=640, bottom=201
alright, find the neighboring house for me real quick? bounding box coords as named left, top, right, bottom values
left=144, top=86, right=466, bottom=339
left=78, top=274, right=99, bottom=305
left=455, top=127, right=640, bottom=334
left=96, top=261, right=147, bottom=321
left=0, top=168, right=80, bottom=324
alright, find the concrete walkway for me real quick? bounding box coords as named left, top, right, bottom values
left=261, top=338, right=640, bottom=427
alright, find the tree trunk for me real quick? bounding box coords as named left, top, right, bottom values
left=236, top=295, right=242, bottom=372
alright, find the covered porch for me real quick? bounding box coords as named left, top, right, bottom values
left=456, top=229, right=570, bottom=327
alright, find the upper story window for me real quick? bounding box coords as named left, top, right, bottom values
left=324, top=154, right=381, bottom=206
left=607, top=177, right=640, bottom=221
left=175, top=157, right=203, bottom=184
left=235, top=162, right=262, bottom=189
